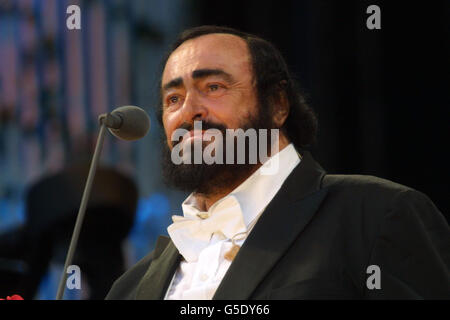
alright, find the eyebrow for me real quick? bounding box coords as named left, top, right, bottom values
left=162, top=77, right=183, bottom=92
left=192, top=68, right=234, bottom=83
left=162, top=68, right=234, bottom=93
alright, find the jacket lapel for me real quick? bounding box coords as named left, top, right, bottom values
left=213, top=151, right=328, bottom=299
left=135, top=236, right=181, bottom=300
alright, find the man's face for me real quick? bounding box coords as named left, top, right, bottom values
left=160, top=33, right=275, bottom=193
left=161, top=33, right=258, bottom=149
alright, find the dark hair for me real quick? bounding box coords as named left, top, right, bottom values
left=157, top=25, right=318, bottom=149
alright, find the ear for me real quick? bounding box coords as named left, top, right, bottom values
left=272, top=81, right=289, bottom=128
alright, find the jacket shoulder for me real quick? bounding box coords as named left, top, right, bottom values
left=320, top=174, right=429, bottom=208
left=322, top=174, right=415, bottom=195
left=319, top=174, right=431, bottom=240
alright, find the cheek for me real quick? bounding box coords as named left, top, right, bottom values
left=162, top=114, right=176, bottom=147
left=207, top=94, right=256, bottom=128
left=207, top=108, right=238, bottom=129
left=218, top=102, right=258, bottom=129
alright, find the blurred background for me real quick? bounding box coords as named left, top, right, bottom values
left=0, top=0, right=448, bottom=299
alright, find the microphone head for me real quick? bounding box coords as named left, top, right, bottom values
left=108, top=106, right=150, bottom=141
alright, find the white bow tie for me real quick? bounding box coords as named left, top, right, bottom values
left=167, top=196, right=247, bottom=262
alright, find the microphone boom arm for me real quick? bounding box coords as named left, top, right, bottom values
left=55, top=106, right=149, bottom=299
left=55, top=120, right=107, bottom=300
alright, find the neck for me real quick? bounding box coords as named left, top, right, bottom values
left=193, top=134, right=290, bottom=211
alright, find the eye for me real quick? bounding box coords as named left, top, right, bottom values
left=206, top=83, right=226, bottom=95
left=167, top=95, right=179, bottom=105
left=208, top=84, right=220, bottom=91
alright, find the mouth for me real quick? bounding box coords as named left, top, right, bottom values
left=182, top=130, right=205, bottom=143
left=170, top=121, right=228, bottom=149
left=171, top=130, right=206, bottom=149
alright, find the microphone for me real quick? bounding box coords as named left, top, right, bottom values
left=98, top=105, right=151, bottom=141
left=55, top=106, right=150, bottom=300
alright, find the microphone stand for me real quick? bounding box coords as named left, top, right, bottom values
left=55, top=119, right=107, bottom=300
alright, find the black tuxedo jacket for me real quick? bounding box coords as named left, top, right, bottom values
left=106, top=151, right=450, bottom=299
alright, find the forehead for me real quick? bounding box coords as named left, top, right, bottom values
left=162, top=33, right=252, bottom=84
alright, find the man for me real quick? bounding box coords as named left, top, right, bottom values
left=106, top=26, right=450, bottom=299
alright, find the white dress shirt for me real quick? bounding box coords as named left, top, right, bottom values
left=165, top=143, right=301, bottom=300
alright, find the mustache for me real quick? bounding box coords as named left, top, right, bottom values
left=171, top=120, right=228, bottom=147
left=177, top=120, right=227, bottom=132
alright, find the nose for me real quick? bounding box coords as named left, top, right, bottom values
left=181, top=90, right=208, bottom=123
